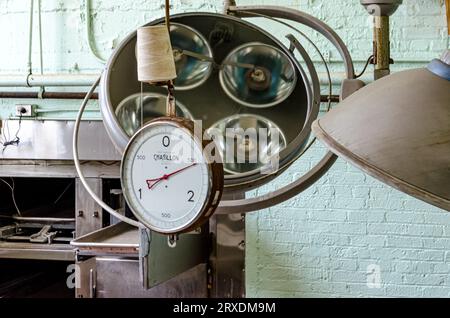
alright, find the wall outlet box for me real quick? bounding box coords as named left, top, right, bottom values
left=15, top=104, right=35, bottom=117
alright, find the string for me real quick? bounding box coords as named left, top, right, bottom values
left=135, top=0, right=176, bottom=117
left=165, top=0, right=175, bottom=117
left=140, top=81, right=144, bottom=128
left=165, top=0, right=170, bottom=31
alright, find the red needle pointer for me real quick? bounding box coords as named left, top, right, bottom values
left=146, top=163, right=197, bottom=190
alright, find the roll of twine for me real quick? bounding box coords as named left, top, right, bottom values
left=136, top=25, right=177, bottom=83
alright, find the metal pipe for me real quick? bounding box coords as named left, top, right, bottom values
left=374, top=16, right=390, bottom=79
left=0, top=92, right=335, bottom=104
left=0, top=72, right=372, bottom=87
left=72, top=74, right=142, bottom=228
left=27, top=0, right=34, bottom=75
left=320, top=95, right=340, bottom=103
left=13, top=216, right=75, bottom=223
left=85, top=0, right=106, bottom=63
left=0, top=72, right=364, bottom=88
left=0, top=92, right=98, bottom=99
left=0, top=74, right=99, bottom=87
left=37, top=0, right=43, bottom=76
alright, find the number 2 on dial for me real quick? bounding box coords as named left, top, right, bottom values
left=188, top=190, right=194, bottom=202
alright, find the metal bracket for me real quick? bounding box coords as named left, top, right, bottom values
left=29, top=225, right=57, bottom=244
left=139, top=227, right=151, bottom=289
left=168, top=234, right=179, bottom=248
left=89, top=268, right=97, bottom=298
left=0, top=224, right=17, bottom=239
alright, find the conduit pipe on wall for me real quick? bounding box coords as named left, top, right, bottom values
left=27, top=0, right=34, bottom=75
left=85, top=0, right=107, bottom=63
left=0, top=74, right=99, bottom=87
left=0, top=72, right=373, bottom=88
left=37, top=0, right=44, bottom=77
left=0, top=92, right=98, bottom=99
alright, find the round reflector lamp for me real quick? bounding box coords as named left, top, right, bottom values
left=170, top=23, right=213, bottom=90
left=208, top=114, right=287, bottom=175
left=115, top=92, right=193, bottom=137
left=219, top=42, right=297, bottom=108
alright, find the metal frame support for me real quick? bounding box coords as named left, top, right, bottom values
left=360, top=0, right=403, bottom=79
left=75, top=178, right=103, bottom=237
left=373, top=16, right=391, bottom=79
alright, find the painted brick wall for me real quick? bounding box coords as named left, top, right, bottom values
left=0, top=0, right=449, bottom=297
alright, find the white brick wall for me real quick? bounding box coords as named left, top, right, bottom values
left=247, top=142, right=450, bottom=297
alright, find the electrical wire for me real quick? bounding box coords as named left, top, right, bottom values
left=53, top=180, right=74, bottom=204
left=0, top=177, right=22, bottom=216
left=1, top=114, right=22, bottom=153
left=355, top=55, right=374, bottom=79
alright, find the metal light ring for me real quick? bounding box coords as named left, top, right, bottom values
left=220, top=9, right=336, bottom=191
left=221, top=6, right=346, bottom=188
left=217, top=6, right=354, bottom=209
left=101, top=12, right=316, bottom=182
left=216, top=17, right=317, bottom=186
left=169, top=22, right=214, bottom=91
left=221, top=46, right=321, bottom=191
left=219, top=42, right=298, bottom=108
left=73, top=74, right=142, bottom=229
left=80, top=10, right=350, bottom=219
left=223, top=32, right=325, bottom=192
left=101, top=10, right=331, bottom=211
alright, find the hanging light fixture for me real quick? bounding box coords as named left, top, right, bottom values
left=312, top=51, right=450, bottom=211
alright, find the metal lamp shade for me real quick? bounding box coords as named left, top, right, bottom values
left=170, top=23, right=213, bottom=90
left=312, top=68, right=450, bottom=211
left=115, top=93, right=193, bottom=137
left=219, top=42, right=297, bottom=108
left=208, top=114, right=287, bottom=174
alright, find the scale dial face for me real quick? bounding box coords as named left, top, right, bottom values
left=121, top=119, right=219, bottom=233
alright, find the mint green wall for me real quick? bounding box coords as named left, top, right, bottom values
left=0, top=0, right=449, bottom=297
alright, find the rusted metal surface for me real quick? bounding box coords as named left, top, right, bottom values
left=374, top=16, right=390, bottom=79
